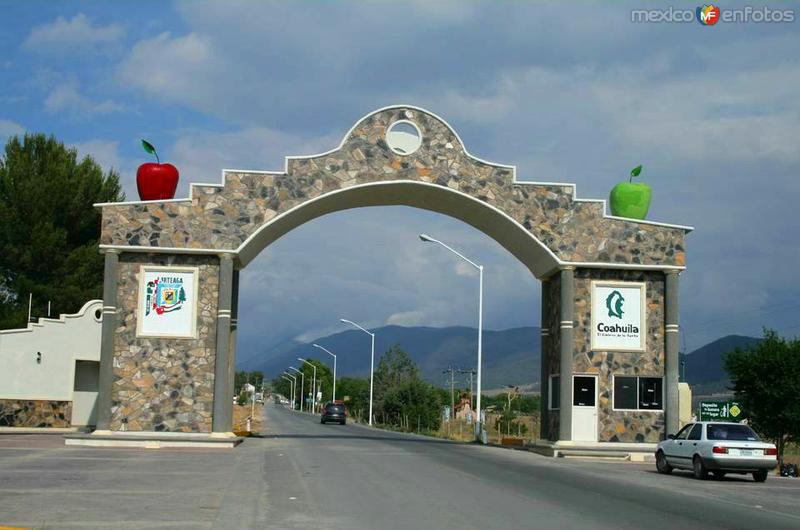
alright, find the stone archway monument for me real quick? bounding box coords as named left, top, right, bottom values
left=74, top=106, right=691, bottom=449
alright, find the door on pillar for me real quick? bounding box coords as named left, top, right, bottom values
left=571, top=375, right=598, bottom=442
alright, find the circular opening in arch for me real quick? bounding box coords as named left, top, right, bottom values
left=386, top=120, right=422, bottom=156
left=94, top=309, right=102, bottom=321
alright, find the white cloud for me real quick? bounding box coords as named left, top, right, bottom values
left=0, top=119, right=25, bottom=141
left=425, top=62, right=800, bottom=168
left=44, top=82, right=124, bottom=116
left=386, top=309, right=430, bottom=327
left=71, top=139, right=138, bottom=198
left=168, top=126, right=339, bottom=196
left=72, top=139, right=122, bottom=170
left=118, top=32, right=219, bottom=112
left=23, top=13, right=124, bottom=53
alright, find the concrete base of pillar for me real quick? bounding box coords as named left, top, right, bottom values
left=64, top=430, right=243, bottom=449
left=0, top=426, right=81, bottom=435
left=529, top=440, right=657, bottom=461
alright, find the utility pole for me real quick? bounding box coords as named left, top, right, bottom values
left=443, top=367, right=456, bottom=421
left=456, top=368, right=477, bottom=415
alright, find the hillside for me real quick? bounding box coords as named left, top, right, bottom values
left=682, top=335, right=762, bottom=384
left=239, top=326, right=761, bottom=393
left=239, top=325, right=541, bottom=390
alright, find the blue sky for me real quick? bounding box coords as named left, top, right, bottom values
left=1, top=1, right=798, bottom=361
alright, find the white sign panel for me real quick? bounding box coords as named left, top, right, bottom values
left=591, top=281, right=646, bottom=352
left=136, top=266, right=199, bottom=339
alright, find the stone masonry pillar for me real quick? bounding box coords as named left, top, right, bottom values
left=212, top=253, right=235, bottom=434
left=665, top=270, right=680, bottom=437
left=558, top=267, right=574, bottom=441
left=95, top=250, right=119, bottom=432
left=539, top=279, right=550, bottom=440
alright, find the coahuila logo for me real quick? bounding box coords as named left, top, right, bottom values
left=598, top=290, right=639, bottom=334
left=697, top=4, right=721, bottom=25
left=606, top=290, right=625, bottom=319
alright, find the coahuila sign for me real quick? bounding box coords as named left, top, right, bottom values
left=136, top=265, right=199, bottom=339
left=591, top=281, right=646, bottom=352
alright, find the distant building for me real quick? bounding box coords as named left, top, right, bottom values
left=454, top=396, right=475, bottom=421
left=0, top=300, right=102, bottom=428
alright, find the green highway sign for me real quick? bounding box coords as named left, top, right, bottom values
left=699, top=400, right=746, bottom=421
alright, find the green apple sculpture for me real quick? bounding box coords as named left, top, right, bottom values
left=609, top=165, right=651, bottom=220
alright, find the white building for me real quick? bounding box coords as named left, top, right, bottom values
left=0, top=300, right=102, bottom=428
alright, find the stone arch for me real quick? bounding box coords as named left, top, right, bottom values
left=234, top=179, right=560, bottom=277
left=88, top=105, right=691, bottom=449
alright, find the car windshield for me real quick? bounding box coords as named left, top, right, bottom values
left=706, top=424, right=760, bottom=441
left=326, top=405, right=344, bottom=413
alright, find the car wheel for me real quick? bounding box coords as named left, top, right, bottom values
left=712, top=471, right=726, bottom=480
left=752, top=470, right=768, bottom=482
left=656, top=451, right=673, bottom=475
left=341, top=420, right=346, bottom=425
left=692, top=456, right=708, bottom=480
left=320, top=419, right=325, bottom=424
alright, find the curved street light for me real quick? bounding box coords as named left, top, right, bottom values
left=419, top=233, right=484, bottom=441
left=282, top=372, right=297, bottom=410
left=281, top=374, right=295, bottom=409
left=299, top=358, right=317, bottom=413
left=313, top=344, right=337, bottom=402
left=288, top=366, right=304, bottom=413
left=340, top=318, right=375, bottom=426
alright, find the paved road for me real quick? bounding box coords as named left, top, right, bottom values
left=1, top=403, right=799, bottom=529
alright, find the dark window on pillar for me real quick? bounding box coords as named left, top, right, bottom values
left=614, top=376, right=638, bottom=410
left=550, top=375, right=560, bottom=410
left=573, top=376, right=596, bottom=407
left=639, top=377, right=663, bottom=410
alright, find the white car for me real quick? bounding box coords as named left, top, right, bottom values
left=655, top=421, right=778, bottom=482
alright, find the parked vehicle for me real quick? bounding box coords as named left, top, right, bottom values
left=321, top=402, right=347, bottom=425
left=655, top=422, right=778, bottom=482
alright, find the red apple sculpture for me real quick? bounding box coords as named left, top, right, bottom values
left=136, top=139, right=179, bottom=201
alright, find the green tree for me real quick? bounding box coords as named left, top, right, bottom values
left=336, top=377, right=370, bottom=421
left=235, top=370, right=265, bottom=394
left=0, top=133, right=124, bottom=328
left=724, top=329, right=800, bottom=464
left=296, top=359, right=333, bottom=407
left=271, top=376, right=292, bottom=401
left=381, top=378, right=443, bottom=432
left=373, top=344, right=419, bottom=419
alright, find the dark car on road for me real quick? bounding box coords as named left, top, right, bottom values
left=321, top=402, right=347, bottom=425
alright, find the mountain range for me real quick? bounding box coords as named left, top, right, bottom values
left=238, top=325, right=760, bottom=392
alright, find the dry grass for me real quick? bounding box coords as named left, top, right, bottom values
left=232, top=403, right=264, bottom=435
left=784, top=443, right=800, bottom=467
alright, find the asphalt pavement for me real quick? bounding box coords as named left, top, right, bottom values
left=0, top=403, right=798, bottom=529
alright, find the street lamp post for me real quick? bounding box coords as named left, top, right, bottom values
left=282, top=373, right=296, bottom=410
left=313, top=343, right=337, bottom=402
left=340, top=318, right=375, bottom=426
left=299, top=358, right=317, bottom=413
left=419, top=233, right=484, bottom=441
left=288, top=367, right=304, bottom=413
